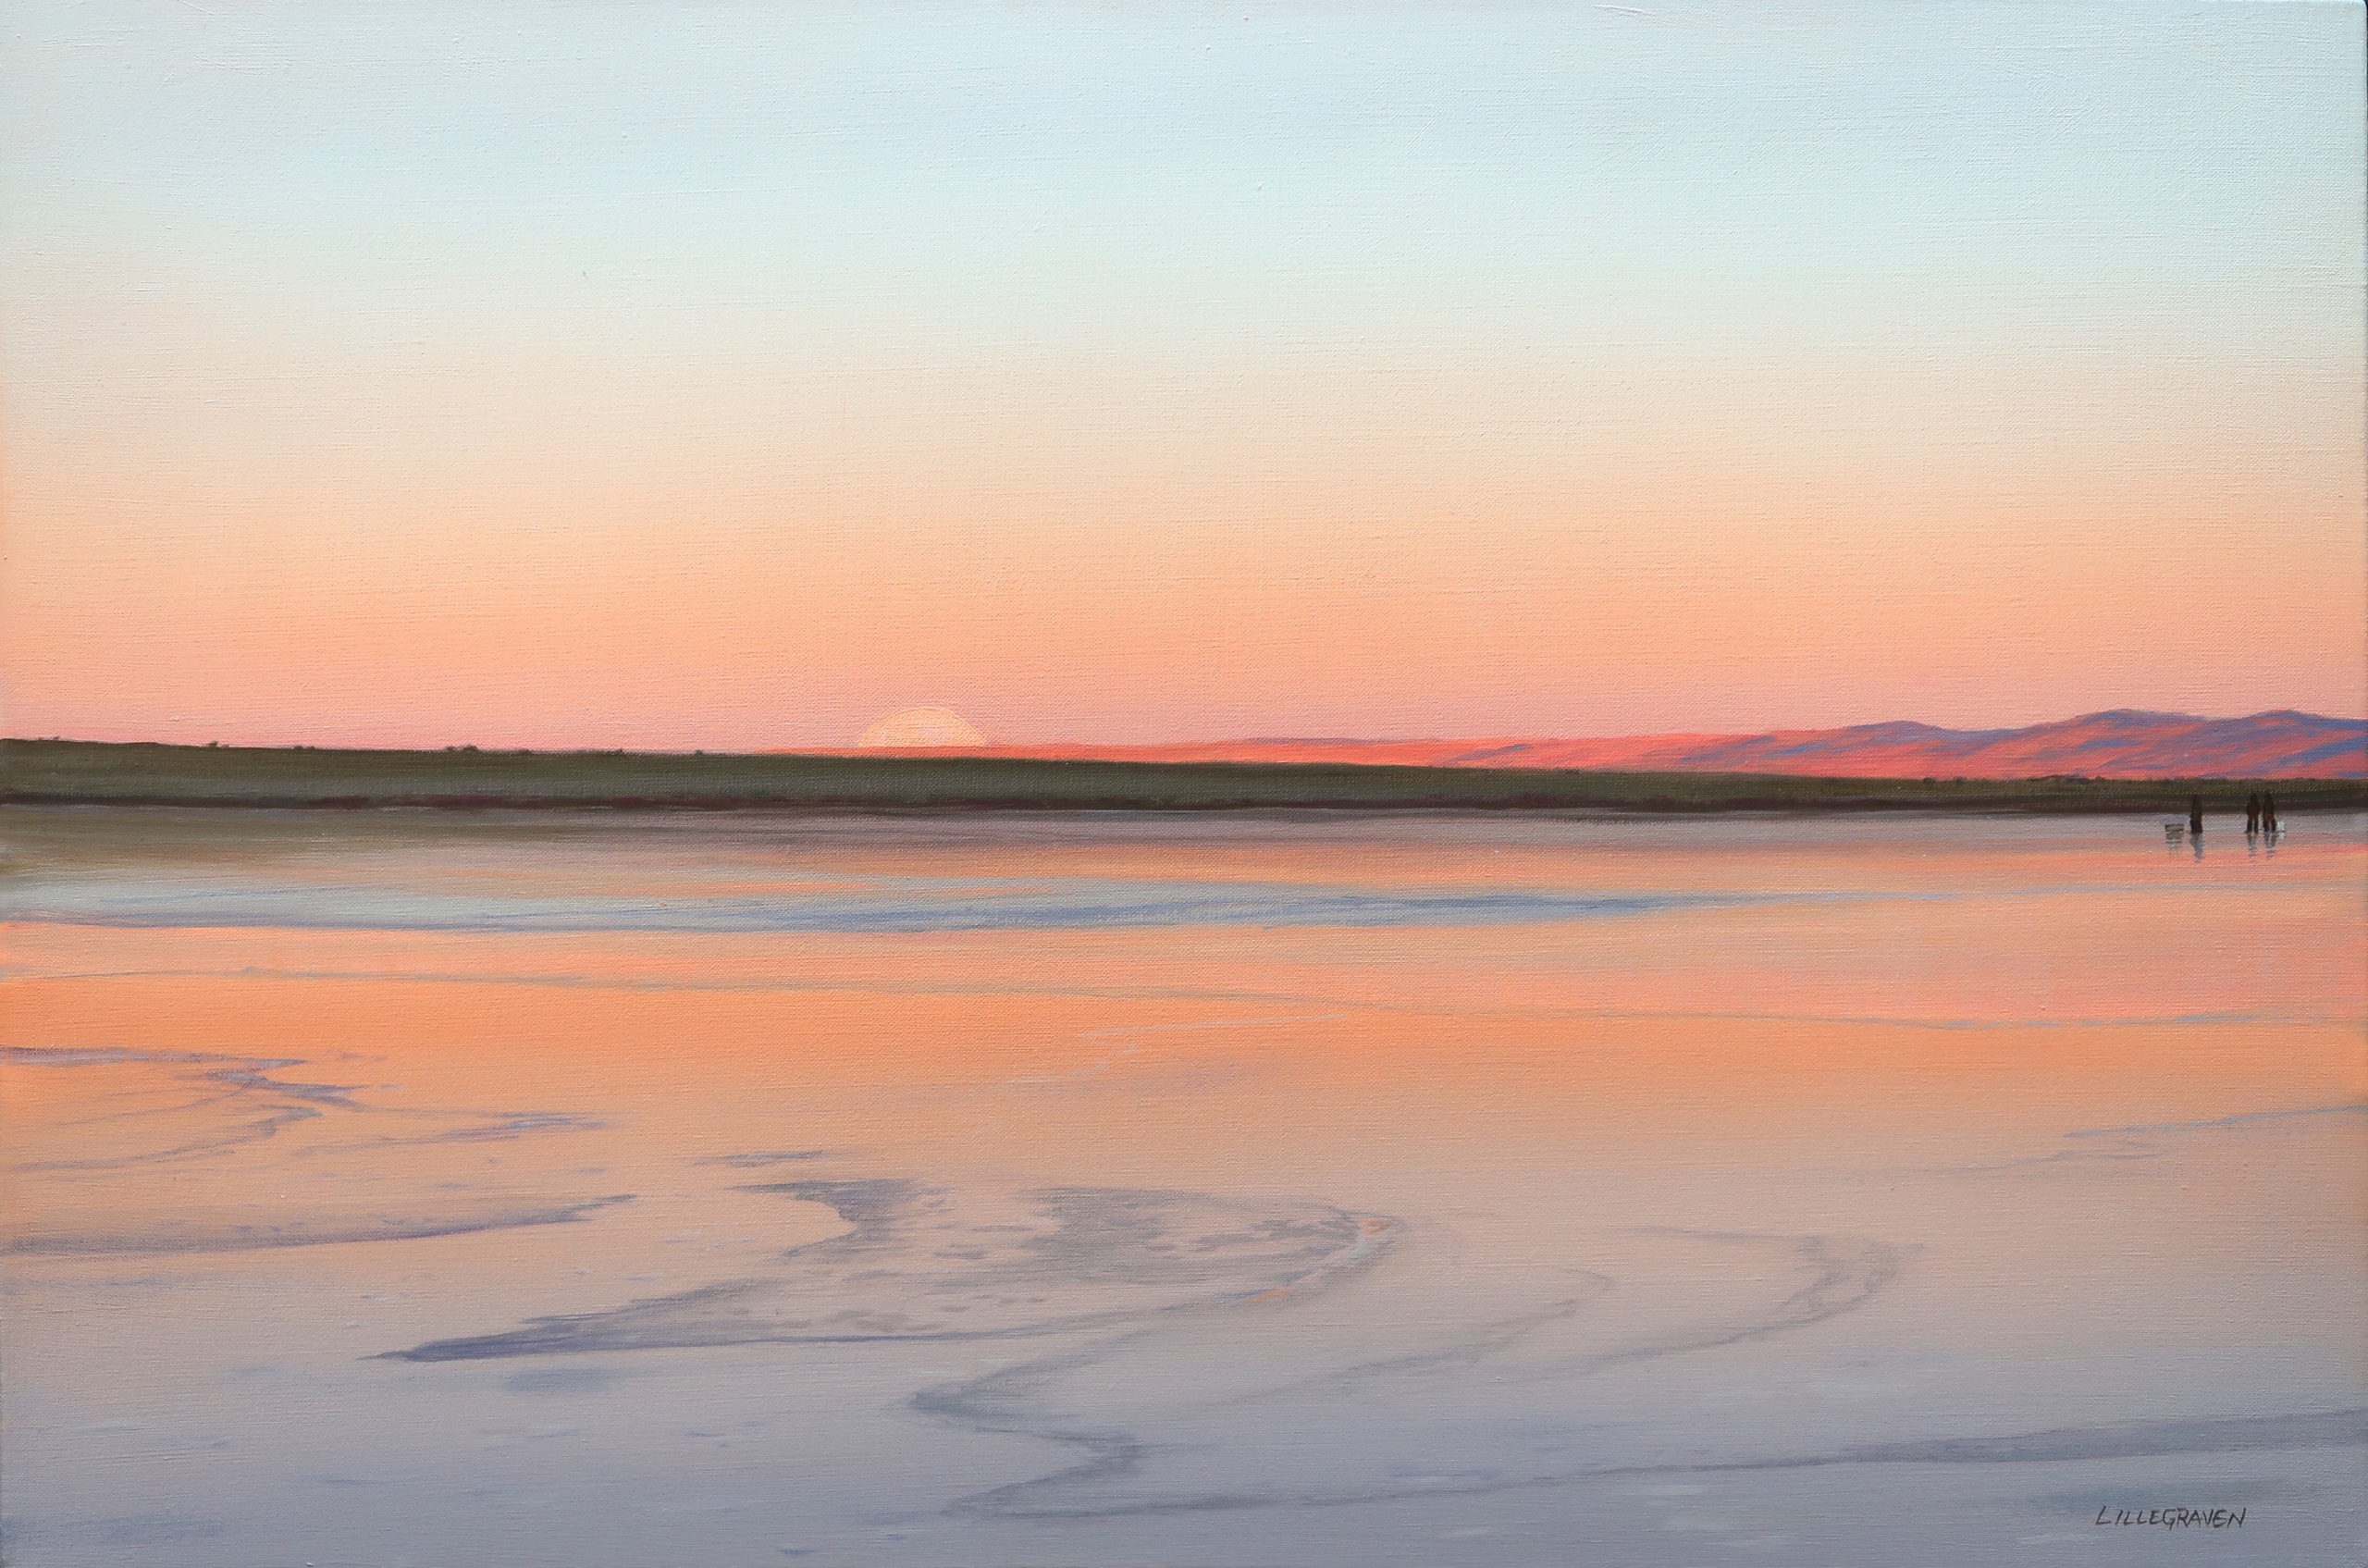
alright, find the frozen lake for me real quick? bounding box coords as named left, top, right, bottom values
left=3, top=807, right=2362, bottom=1565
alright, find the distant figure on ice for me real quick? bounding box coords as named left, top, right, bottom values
left=2189, top=795, right=2204, bottom=837
left=2246, top=793, right=2262, bottom=833
left=2263, top=792, right=2279, bottom=834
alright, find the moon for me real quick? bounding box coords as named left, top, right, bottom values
left=857, top=707, right=986, bottom=748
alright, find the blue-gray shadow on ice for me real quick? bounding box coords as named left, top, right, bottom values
left=0, top=875, right=1868, bottom=934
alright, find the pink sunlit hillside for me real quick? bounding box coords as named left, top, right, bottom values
left=934, top=710, right=2366, bottom=779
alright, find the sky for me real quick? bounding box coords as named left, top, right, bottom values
left=2, top=1, right=2362, bottom=749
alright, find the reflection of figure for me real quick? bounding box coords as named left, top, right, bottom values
left=2263, top=792, right=2279, bottom=834
left=2189, top=795, right=2204, bottom=837
left=2246, top=792, right=2262, bottom=833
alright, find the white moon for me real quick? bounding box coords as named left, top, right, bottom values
left=857, top=707, right=986, bottom=748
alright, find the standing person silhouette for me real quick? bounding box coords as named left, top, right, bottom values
left=2189, top=795, right=2204, bottom=837
left=2246, top=792, right=2262, bottom=833
left=2263, top=792, right=2278, bottom=834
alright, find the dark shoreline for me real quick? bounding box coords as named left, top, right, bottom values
left=6, top=740, right=2362, bottom=816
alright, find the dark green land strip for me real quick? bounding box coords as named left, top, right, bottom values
left=5, top=740, right=2363, bottom=815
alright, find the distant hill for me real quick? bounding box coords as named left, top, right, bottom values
left=958, top=710, right=2368, bottom=779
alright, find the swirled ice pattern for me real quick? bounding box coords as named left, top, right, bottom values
left=3, top=809, right=2362, bottom=1565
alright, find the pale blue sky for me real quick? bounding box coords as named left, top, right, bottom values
left=4, top=2, right=2362, bottom=745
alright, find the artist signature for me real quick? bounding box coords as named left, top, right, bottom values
left=2094, top=1505, right=2246, bottom=1530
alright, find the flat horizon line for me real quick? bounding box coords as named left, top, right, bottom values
left=8, top=706, right=2366, bottom=758
left=6, top=736, right=2366, bottom=821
